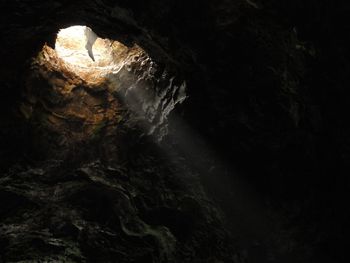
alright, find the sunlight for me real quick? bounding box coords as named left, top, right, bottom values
left=54, top=25, right=116, bottom=80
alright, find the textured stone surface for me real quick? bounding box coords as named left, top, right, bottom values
left=1, top=0, right=350, bottom=262
left=0, top=154, right=235, bottom=262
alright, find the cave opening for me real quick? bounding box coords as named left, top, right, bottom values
left=54, top=25, right=118, bottom=84
left=15, top=26, right=133, bottom=158
left=16, top=22, right=187, bottom=161
left=3, top=1, right=348, bottom=262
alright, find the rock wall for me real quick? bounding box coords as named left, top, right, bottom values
left=1, top=0, right=350, bottom=262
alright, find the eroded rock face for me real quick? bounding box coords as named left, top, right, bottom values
left=0, top=2, right=234, bottom=262
left=19, top=29, right=186, bottom=157
left=0, top=150, right=236, bottom=262
left=1, top=0, right=350, bottom=262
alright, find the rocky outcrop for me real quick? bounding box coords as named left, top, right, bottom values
left=0, top=150, right=236, bottom=262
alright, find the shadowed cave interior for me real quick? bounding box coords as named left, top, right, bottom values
left=1, top=1, right=350, bottom=262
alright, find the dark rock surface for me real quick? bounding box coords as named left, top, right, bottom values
left=1, top=0, right=350, bottom=262
left=0, top=152, right=235, bottom=262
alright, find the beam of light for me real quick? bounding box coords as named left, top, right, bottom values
left=112, top=68, right=274, bottom=259
left=39, top=25, right=276, bottom=261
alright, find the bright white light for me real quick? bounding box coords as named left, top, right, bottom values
left=55, top=26, right=116, bottom=81
left=52, top=25, right=146, bottom=85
